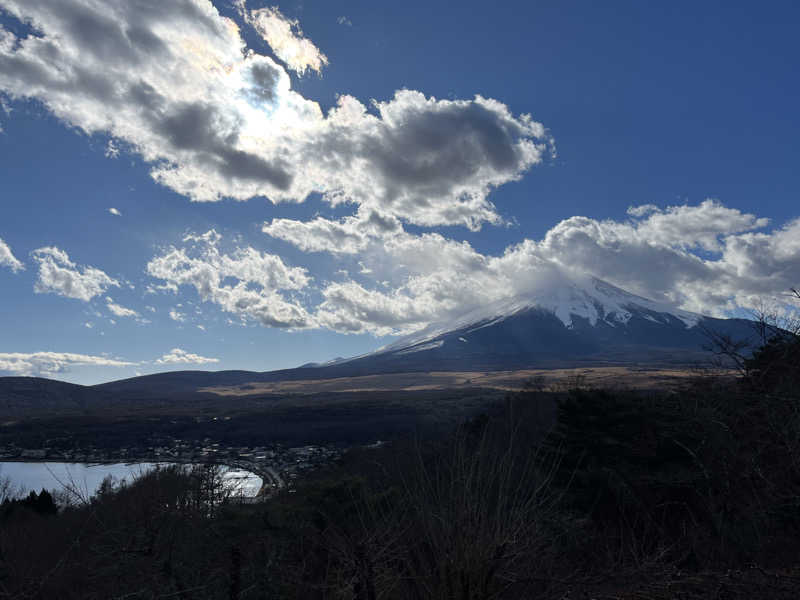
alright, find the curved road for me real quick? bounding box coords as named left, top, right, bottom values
left=223, top=458, right=285, bottom=496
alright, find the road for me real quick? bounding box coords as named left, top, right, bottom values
left=223, top=458, right=285, bottom=496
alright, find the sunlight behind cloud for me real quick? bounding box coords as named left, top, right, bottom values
left=0, top=0, right=550, bottom=229
left=0, top=0, right=797, bottom=352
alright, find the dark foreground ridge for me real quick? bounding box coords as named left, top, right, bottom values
left=1, top=326, right=799, bottom=598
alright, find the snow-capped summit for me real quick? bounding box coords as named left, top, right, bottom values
left=77, top=276, right=758, bottom=400
left=382, top=275, right=703, bottom=356
left=327, top=274, right=755, bottom=373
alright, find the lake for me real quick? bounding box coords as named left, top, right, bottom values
left=0, top=461, right=263, bottom=499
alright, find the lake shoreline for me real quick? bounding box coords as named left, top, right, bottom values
left=0, top=460, right=264, bottom=499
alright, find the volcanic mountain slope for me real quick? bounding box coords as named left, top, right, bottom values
left=313, top=275, right=756, bottom=374
left=86, top=275, right=761, bottom=401
left=0, top=275, right=764, bottom=410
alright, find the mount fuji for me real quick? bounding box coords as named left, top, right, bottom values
left=303, top=274, right=755, bottom=376
left=0, top=274, right=761, bottom=411
left=98, top=273, right=759, bottom=396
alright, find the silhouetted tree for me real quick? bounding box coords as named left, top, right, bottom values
left=702, top=288, right=800, bottom=392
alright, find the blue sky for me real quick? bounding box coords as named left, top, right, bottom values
left=1, top=0, right=798, bottom=384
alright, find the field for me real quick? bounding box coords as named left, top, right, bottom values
left=198, top=365, right=731, bottom=395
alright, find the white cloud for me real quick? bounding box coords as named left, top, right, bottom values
left=306, top=201, right=800, bottom=335
left=312, top=230, right=501, bottom=335
left=155, top=347, right=219, bottom=365
left=316, top=280, right=441, bottom=336
left=263, top=208, right=401, bottom=254
left=148, top=230, right=312, bottom=328
left=308, top=91, right=549, bottom=230
left=241, top=4, right=328, bottom=75
left=105, top=139, right=119, bottom=158
left=32, top=247, right=119, bottom=301
left=528, top=202, right=788, bottom=313
left=0, top=237, right=24, bottom=272
left=626, top=204, right=659, bottom=218
left=337, top=16, right=352, bottom=27
left=169, top=309, right=186, bottom=322
left=105, top=296, right=139, bottom=318
left=631, top=200, right=769, bottom=252
left=0, top=0, right=550, bottom=230
left=0, top=351, right=134, bottom=376
left=4, top=2, right=790, bottom=340
left=145, top=199, right=800, bottom=337
left=108, top=207, right=122, bottom=216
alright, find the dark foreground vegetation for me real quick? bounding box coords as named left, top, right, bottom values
left=2, top=325, right=800, bottom=598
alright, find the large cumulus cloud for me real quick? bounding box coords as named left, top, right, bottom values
left=0, top=0, right=550, bottom=229
left=260, top=200, right=800, bottom=335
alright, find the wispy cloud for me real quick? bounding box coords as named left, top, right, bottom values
left=0, top=351, right=134, bottom=377
left=105, top=297, right=139, bottom=318
left=105, top=140, right=120, bottom=159
left=0, top=346, right=225, bottom=376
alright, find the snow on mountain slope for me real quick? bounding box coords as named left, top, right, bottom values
left=77, top=277, right=757, bottom=396
left=379, top=274, right=702, bottom=356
